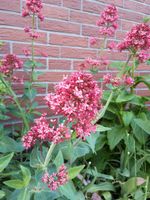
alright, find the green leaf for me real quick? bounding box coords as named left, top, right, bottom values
left=134, top=119, right=150, bottom=134
left=96, top=125, right=111, bottom=132
left=68, top=165, right=85, bottom=180
left=122, top=111, right=134, bottom=127
left=17, top=188, right=31, bottom=200
left=72, top=142, right=90, bottom=162
left=109, top=61, right=124, bottom=69
left=116, top=91, right=135, bottom=103
left=87, top=182, right=115, bottom=193
left=87, top=169, right=114, bottom=180
left=0, top=152, right=14, bottom=172
left=54, top=151, right=64, bottom=169
left=102, top=192, right=112, bottom=200
left=34, top=191, right=60, bottom=200
left=107, top=127, right=126, bottom=150
left=0, top=190, right=5, bottom=199
left=121, top=177, right=137, bottom=195
left=4, top=179, right=25, bottom=189
left=0, top=136, right=23, bottom=153
left=59, top=181, right=85, bottom=200
left=24, top=60, right=34, bottom=68
left=143, top=16, right=150, bottom=23
left=20, top=165, right=31, bottom=186
left=86, top=132, right=99, bottom=153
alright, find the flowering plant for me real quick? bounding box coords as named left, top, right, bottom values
left=0, top=1, right=150, bottom=200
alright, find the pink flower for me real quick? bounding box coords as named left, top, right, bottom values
left=0, top=54, right=23, bottom=76
left=111, top=77, right=121, bottom=87
left=103, top=73, right=112, bottom=84
left=29, top=31, right=40, bottom=39
left=45, top=72, right=102, bottom=140
left=117, top=23, right=150, bottom=51
left=42, top=164, right=68, bottom=191
left=124, top=76, right=134, bottom=86
left=137, top=50, right=149, bottom=63
left=107, top=41, right=116, bottom=50
left=22, top=0, right=44, bottom=21
left=24, top=26, right=30, bottom=33
left=97, top=4, right=118, bottom=36
left=90, top=37, right=97, bottom=45
left=85, top=58, right=100, bottom=66
left=23, top=48, right=31, bottom=56
left=22, top=114, right=70, bottom=149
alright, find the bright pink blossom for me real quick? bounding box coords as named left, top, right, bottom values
left=124, top=76, right=134, bottom=86
left=117, top=23, right=150, bottom=51
left=97, top=5, right=118, bottom=36
left=90, top=37, right=97, bottom=45
left=137, top=50, right=149, bottom=63
left=0, top=54, right=23, bottom=76
left=45, top=72, right=102, bottom=140
left=103, top=73, right=112, bottom=84
left=23, top=48, right=31, bottom=56
left=22, top=114, right=70, bottom=149
left=22, top=0, right=44, bottom=21
left=42, top=164, right=68, bottom=191
left=107, top=41, right=116, bottom=50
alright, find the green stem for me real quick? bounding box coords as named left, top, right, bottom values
left=31, top=14, right=35, bottom=82
left=144, top=176, right=149, bottom=200
left=131, top=56, right=136, bottom=93
left=134, top=139, right=137, bottom=177
left=119, top=54, right=132, bottom=76
left=0, top=75, right=29, bottom=131
left=43, top=143, right=56, bottom=169
left=93, top=91, right=114, bottom=124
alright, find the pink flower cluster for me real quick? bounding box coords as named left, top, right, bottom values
left=42, top=164, right=68, bottom=191
left=22, top=113, right=70, bottom=149
left=22, top=0, right=44, bottom=21
left=45, top=72, right=102, bottom=140
left=24, top=26, right=40, bottom=40
left=0, top=54, right=23, bottom=76
left=137, top=50, right=149, bottom=63
left=97, top=4, right=118, bottom=36
left=118, top=23, right=150, bottom=51
left=81, top=57, right=109, bottom=71
left=103, top=73, right=134, bottom=87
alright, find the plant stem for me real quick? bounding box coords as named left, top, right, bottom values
left=144, top=176, right=149, bottom=200
left=93, top=91, right=114, bottom=124
left=43, top=143, right=56, bottom=169
left=119, top=54, right=132, bottom=76
left=0, top=75, right=29, bottom=131
left=31, top=14, right=35, bottom=82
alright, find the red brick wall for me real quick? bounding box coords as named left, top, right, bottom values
left=0, top=0, right=150, bottom=119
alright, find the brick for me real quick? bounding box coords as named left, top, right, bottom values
left=138, top=64, right=150, bottom=71
left=124, top=0, right=150, bottom=15
left=0, top=42, right=10, bottom=54
left=43, top=0, right=61, bottom=5
left=63, top=0, right=81, bottom=10
left=0, top=12, right=32, bottom=27
left=82, top=25, right=99, bottom=37
left=116, top=31, right=128, bottom=40
left=96, top=0, right=123, bottom=7
left=101, top=50, right=127, bottom=61
left=121, top=20, right=137, bottom=31
left=118, top=8, right=144, bottom=23
left=49, top=59, right=71, bottom=70
left=38, top=72, right=71, bottom=82
left=42, top=4, right=69, bottom=20
left=61, top=47, right=97, bottom=59
left=50, top=34, right=88, bottom=47
left=70, top=10, right=98, bottom=25
left=12, top=83, right=47, bottom=95
left=0, top=0, right=20, bottom=12
left=13, top=43, right=60, bottom=58
left=83, top=0, right=104, bottom=14
left=136, top=89, right=150, bottom=96
left=0, top=28, right=46, bottom=44
left=40, top=19, right=80, bottom=34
